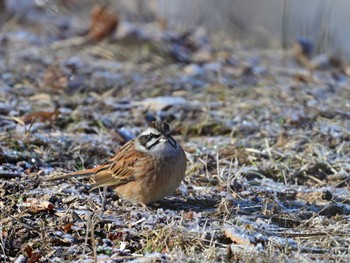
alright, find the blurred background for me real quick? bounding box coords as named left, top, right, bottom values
left=2, top=0, right=349, bottom=58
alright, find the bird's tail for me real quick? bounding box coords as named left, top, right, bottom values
left=45, top=168, right=95, bottom=181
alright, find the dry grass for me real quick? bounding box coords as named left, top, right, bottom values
left=0, top=2, right=350, bottom=262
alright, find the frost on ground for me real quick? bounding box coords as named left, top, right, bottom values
left=0, top=3, right=350, bottom=262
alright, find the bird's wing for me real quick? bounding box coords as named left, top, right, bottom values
left=90, top=139, right=147, bottom=189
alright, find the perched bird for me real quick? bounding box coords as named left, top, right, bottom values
left=47, top=121, right=187, bottom=205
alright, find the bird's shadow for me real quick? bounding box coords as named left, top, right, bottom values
left=149, top=197, right=220, bottom=212
left=74, top=185, right=220, bottom=213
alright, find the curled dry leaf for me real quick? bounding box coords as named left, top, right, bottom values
left=107, top=231, right=123, bottom=241
left=86, top=4, right=118, bottom=43
left=107, top=230, right=133, bottom=242
left=224, top=226, right=252, bottom=245
left=22, top=198, right=55, bottom=213
left=59, top=222, right=74, bottom=233
left=21, top=109, right=60, bottom=124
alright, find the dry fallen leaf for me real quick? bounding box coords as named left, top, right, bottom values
left=86, top=4, right=118, bottom=43
left=60, top=222, right=74, bottom=233
left=107, top=232, right=123, bottom=241
left=22, top=198, right=55, bottom=213
left=224, top=226, right=252, bottom=245
left=21, top=109, right=60, bottom=124
left=25, top=245, right=41, bottom=263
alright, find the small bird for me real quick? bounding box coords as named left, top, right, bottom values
left=48, top=120, right=187, bottom=205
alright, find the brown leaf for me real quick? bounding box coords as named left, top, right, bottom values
left=107, top=231, right=123, bottom=241
left=24, top=246, right=33, bottom=258
left=107, top=230, right=133, bottom=242
left=60, top=222, right=74, bottom=233
left=86, top=4, right=118, bottom=43
left=29, top=251, right=41, bottom=263
left=25, top=246, right=41, bottom=263
left=21, top=109, right=60, bottom=124
left=23, top=198, right=55, bottom=213
left=224, top=227, right=251, bottom=245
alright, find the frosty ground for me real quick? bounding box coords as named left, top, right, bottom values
left=0, top=4, right=350, bottom=262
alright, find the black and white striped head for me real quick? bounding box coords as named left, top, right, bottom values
left=136, top=121, right=178, bottom=152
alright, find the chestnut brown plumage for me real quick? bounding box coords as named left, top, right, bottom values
left=47, top=121, right=187, bottom=205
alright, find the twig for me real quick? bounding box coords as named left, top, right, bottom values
left=40, top=219, right=46, bottom=247
left=264, top=138, right=272, bottom=160
left=49, top=36, right=86, bottom=50
left=128, top=217, right=146, bottom=228
left=83, top=213, right=91, bottom=256
left=90, top=218, right=97, bottom=263
left=216, top=151, right=220, bottom=181
left=0, top=224, right=6, bottom=261
left=307, top=174, right=326, bottom=186
left=101, top=187, right=107, bottom=212
left=24, top=116, right=35, bottom=139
